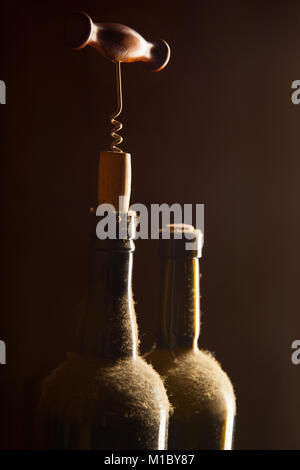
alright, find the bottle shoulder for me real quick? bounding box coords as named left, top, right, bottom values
left=38, top=352, right=170, bottom=423
left=148, top=348, right=236, bottom=416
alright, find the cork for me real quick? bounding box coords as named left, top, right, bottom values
left=97, top=151, right=131, bottom=212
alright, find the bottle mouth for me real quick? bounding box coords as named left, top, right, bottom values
left=159, top=223, right=203, bottom=258
left=92, top=211, right=137, bottom=251
left=117, top=211, right=136, bottom=240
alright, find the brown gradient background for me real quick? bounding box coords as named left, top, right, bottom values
left=1, top=0, right=300, bottom=449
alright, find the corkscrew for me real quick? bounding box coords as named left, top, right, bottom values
left=66, top=12, right=170, bottom=211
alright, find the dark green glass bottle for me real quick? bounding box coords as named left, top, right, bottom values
left=148, top=224, right=236, bottom=450
left=36, top=212, right=170, bottom=450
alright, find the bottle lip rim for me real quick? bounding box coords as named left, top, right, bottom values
left=161, top=223, right=203, bottom=237
left=159, top=224, right=203, bottom=258
left=91, top=210, right=137, bottom=244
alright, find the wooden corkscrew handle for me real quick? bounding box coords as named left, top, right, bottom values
left=65, top=12, right=170, bottom=72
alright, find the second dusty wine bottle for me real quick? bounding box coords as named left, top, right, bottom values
left=148, top=224, right=236, bottom=450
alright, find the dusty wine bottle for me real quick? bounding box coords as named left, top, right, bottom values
left=148, top=224, right=236, bottom=450
left=36, top=212, right=170, bottom=450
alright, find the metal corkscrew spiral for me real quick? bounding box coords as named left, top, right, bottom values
left=110, top=61, right=123, bottom=152
left=66, top=12, right=170, bottom=153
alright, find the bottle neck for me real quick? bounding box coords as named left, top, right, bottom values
left=157, top=255, right=201, bottom=352
left=77, top=237, right=138, bottom=362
